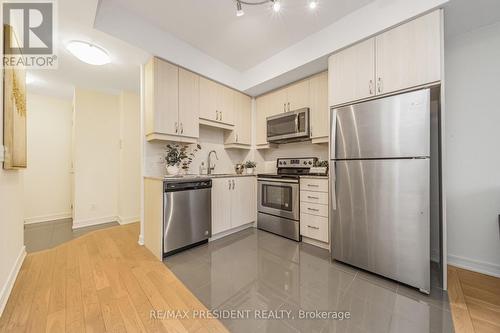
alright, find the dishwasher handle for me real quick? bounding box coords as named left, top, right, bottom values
left=165, top=180, right=212, bottom=192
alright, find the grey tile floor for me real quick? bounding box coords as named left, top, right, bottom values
left=164, top=228, right=454, bottom=333
left=24, top=218, right=119, bottom=253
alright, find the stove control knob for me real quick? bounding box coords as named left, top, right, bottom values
left=308, top=161, right=313, bottom=165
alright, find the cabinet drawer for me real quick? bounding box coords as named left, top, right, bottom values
left=300, top=191, right=328, bottom=205
left=300, top=214, right=328, bottom=243
left=300, top=178, right=328, bottom=192
left=300, top=202, right=328, bottom=218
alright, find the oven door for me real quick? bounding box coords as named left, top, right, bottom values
left=267, top=108, right=310, bottom=142
left=258, top=179, right=299, bottom=220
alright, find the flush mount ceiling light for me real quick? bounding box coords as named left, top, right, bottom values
left=234, top=0, right=319, bottom=17
left=66, top=40, right=111, bottom=65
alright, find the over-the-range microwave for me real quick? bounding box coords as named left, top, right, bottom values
left=267, top=108, right=310, bottom=143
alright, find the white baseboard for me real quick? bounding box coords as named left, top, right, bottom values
left=72, top=215, right=118, bottom=230
left=302, top=236, right=330, bottom=250
left=117, top=216, right=140, bottom=225
left=0, top=245, right=26, bottom=316
left=448, top=254, right=500, bottom=278
left=24, top=212, right=72, bottom=225
left=209, top=222, right=254, bottom=241
left=138, top=234, right=144, bottom=245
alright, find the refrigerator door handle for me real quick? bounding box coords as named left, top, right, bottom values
left=330, top=162, right=336, bottom=210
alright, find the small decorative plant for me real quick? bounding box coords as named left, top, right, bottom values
left=244, top=161, right=257, bottom=169
left=244, top=161, right=257, bottom=174
left=165, top=143, right=201, bottom=175
left=314, top=160, right=329, bottom=168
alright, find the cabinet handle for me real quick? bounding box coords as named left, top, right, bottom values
left=220, top=112, right=223, bottom=121
left=228, top=180, right=231, bottom=190
left=307, top=208, right=320, bottom=212
left=307, top=225, right=319, bottom=230
left=175, top=122, right=178, bottom=133
left=307, top=196, right=319, bottom=200
left=288, top=102, right=290, bottom=112
left=232, top=180, right=235, bottom=190
left=216, top=110, right=219, bottom=120
left=377, top=77, right=383, bottom=94
left=283, top=103, right=286, bottom=113
left=236, top=133, right=238, bottom=142
left=307, top=184, right=319, bottom=187
left=369, top=80, right=373, bottom=95
left=180, top=123, right=184, bottom=134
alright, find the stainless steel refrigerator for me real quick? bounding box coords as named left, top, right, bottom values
left=330, top=89, right=431, bottom=293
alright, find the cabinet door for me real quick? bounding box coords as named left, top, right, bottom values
left=199, top=76, right=217, bottom=121
left=212, top=178, right=232, bottom=235
left=237, top=94, right=252, bottom=145
left=309, top=72, right=329, bottom=140
left=231, top=177, right=256, bottom=228
left=328, top=38, right=375, bottom=107
left=151, top=58, right=179, bottom=135
left=178, top=68, right=200, bottom=139
left=286, top=79, right=310, bottom=111
left=376, top=10, right=441, bottom=95
left=268, top=88, right=288, bottom=115
left=256, top=95, right=269, bottom=146
left=216, top=85, right=235, bottom=125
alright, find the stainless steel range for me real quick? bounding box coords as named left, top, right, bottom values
left=257, top=157, right=317, bottom=241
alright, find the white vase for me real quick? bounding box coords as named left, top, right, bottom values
left=166, top=165, right=179, bottom=176
left=246, top=168, right=254, bottom=174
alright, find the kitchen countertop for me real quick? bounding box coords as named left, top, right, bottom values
left=299, top=175, right=329, bottom=179
left=144, top=174, right=256, bottom=181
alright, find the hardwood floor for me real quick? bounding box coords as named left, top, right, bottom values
left=0, top=223, right=228, bottom=333
left=448, top=265, right=500, bottom=333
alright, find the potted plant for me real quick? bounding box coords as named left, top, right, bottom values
left=244, top=161, right=257, bottom=174
left=165, top=143, right=201, bottom=175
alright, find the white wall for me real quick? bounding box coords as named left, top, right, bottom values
left=445, top=21, right=500, bottom=277
left=23, top=93, right=73, bottom=223
left=118, top=92, right=141, bottom=224
left=0, top=22, right=26, bottom=315
left=73, top=88, right=120, bottom=228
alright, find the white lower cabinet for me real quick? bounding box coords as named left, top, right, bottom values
left=211, top=177, right=256, bottom=236
left=300, top=177, right=329, bottom=246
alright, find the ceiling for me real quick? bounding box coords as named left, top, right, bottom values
left=27, top=0, right=149, bottom=99
left=110, top=0, right=373, bottom=71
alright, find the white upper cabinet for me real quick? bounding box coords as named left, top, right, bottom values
left=286, top=79, right=310, bottom=112
left=178, top=68, right=200, bottom=139
left=328, top=10, right=442, bottom=107
left=216, top=85, right=235, bottom=125
left=199, top=76, right=236, bottom=127
left=199, top=76, right=218, bottom=122
left=328, top=38, right=376, bottom=107
left=145, top=57, right=179, bottom=137
left=224, top=93, right=252, bottom=147
left=375, top=10, right=441, bottom=95
left=145, top=57, right=198, bottom=143
left=309, top=72, right=329, bottom=143
left=256, top=94, right=270, bottom=146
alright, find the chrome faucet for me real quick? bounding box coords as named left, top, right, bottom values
left=207, top=150, right=218, bottom=175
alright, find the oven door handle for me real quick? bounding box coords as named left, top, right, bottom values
left=258, top=178, right=299, bottom=184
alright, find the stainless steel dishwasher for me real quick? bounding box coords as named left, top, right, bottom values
left=163, top=177, right=212, bottom=257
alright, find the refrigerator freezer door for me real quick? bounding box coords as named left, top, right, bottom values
left=331, top=89, right=430, bottom=159
left=331, top=159, right=430, bottom=292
